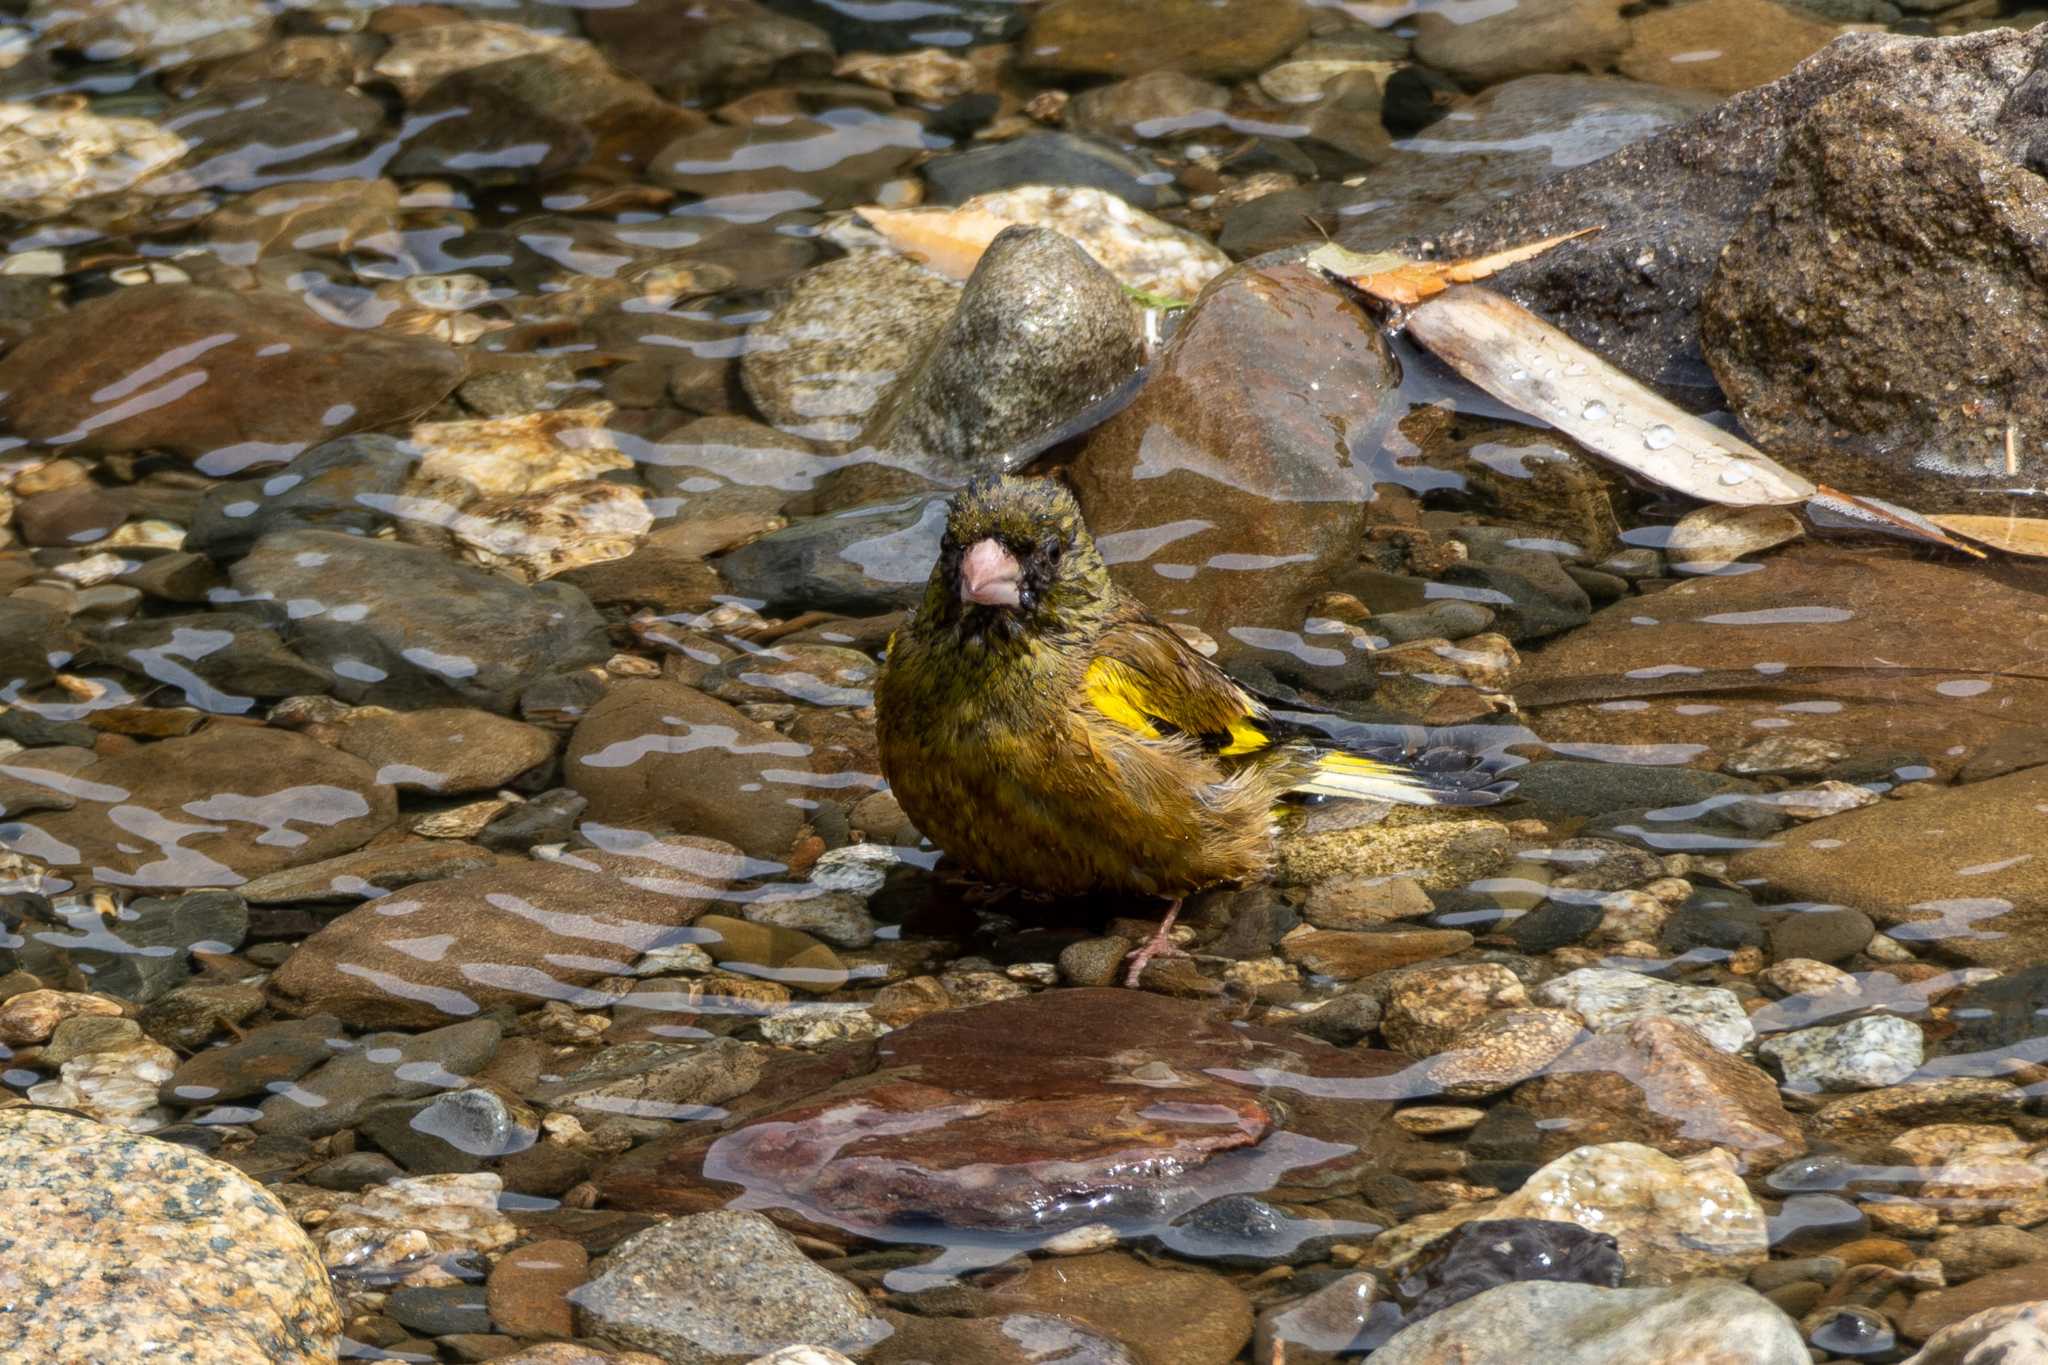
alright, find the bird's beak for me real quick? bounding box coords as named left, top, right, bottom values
left=958, top=537, right=1023, bottom=607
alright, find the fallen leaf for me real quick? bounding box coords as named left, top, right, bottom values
left=1307, top=227, right=1600, bottom=307
left=1403, top=285, right=1816, bottom=507
left=856, top=204, right=1014, bottom=280
left=1666, top=504, right=1804, bottom=571
left=1807, top=487, right=1985, bottom=558
left=1928, top=511, right=2048, bottom=559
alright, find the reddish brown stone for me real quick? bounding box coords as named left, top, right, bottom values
left=485, top=1239, right=587, bottom=1339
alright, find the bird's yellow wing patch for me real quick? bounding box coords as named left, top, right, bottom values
left=1084, top=657, right=1165, bottom=739
left=1084, top=653, right=1272, bottom=754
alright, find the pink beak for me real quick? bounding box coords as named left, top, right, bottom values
left=958, top=537, right=1023, bottom=607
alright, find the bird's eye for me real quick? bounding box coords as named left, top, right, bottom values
left=1043, top=537, right=1063, bottom=562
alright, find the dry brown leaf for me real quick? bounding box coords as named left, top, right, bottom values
left=1927, top=511, right=2048, bottom=559
left=1307, top=227, right=1601, bottom=307
left=1666, top=504, right=1804, bottom=571
left=855, top=204, right=1014, bottom=280
left=1404, top=285, right=1816, bottom=507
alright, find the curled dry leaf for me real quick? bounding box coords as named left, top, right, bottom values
left=1404, top=285, right=1817, bottom=508
left=1808, top=487, right=1985, bottom=558
left=1926, top=511, right=2048, bottom=559
left=1307, top=227, right=1600, bottom=307
left=1665, top=504, right=1805, bottom=571
left=856, top=204, right=1016, bottom=280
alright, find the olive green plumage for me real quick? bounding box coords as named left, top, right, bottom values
left=874, top=475, right=1496, bottom=900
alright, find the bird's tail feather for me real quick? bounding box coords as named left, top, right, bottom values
left=1288, top=747, right=1515, bottom=808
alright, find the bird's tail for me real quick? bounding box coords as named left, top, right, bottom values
left=1287, top=745, right=1516, bottom=808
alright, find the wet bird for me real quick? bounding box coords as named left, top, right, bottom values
left=874, top=475, right=1511, bottom=985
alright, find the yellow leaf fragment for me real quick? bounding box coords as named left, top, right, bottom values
left=856, top=204, right=1014, bottom=280
left=1928, top=511, right=2048, bottom=559
left=1307, top=226, right=1601, bottom=307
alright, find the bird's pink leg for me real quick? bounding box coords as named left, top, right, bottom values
left=1122, top=898, right=1189, bottom=987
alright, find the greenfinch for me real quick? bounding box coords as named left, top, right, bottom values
left=874, top=475, right=1510, bottom=983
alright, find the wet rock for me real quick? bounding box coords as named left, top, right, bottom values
left=1931, top=1226, right=2048, bottom=1282
left=1535, top=968, right=1753, bottom=1053
left=1424, top=1007, right=1584, bottom=1099
left=1482, top=1143, right=1770, bottom=1285
left=184, top=434, right=415, bottom=560
left=1705, top=84, right=2048, bottom=508
left=29, top=0, right=269, bottom=68
left=1412, top=0, right=1628, bottom=90
left=1409, top=27, right=2048, bottom=400
left=563, top=679, right=813, bottom=862
left=138, top=981, right=264, bottom=1050
left=369, top=20, right=577, bottom=100
left=0, top=287, right=461, bottom=472
left=1312, top=76, right=1716, bottom=256
left=585, top=0, right=831, bottom=103
left=489, top=1239, right=588, bottom=1340
left=714, top=494, right=944, bottom=617
left=152, top=81, right=383, bottom=192
left=920, top=131, right=1173, bottom=209
left=652, top=110, right=925, bottom=213
left=161, top=1014, right=341, bottom=1108
left=0, top=1109, right=339, bottom=1362
left=236, top=843, right=499, bottom=904
left=1729, top=766, right=2048, bottom=974
left=1278, top=927, right=1471, bottom=981
left=1369, top=1279, right=1805, bottom=1364
left=1767, top=905, right=1874, bottom=966
left=597, top=990, right=1410, bottom=1249
left=1810, top=1078, right=2028, bottom=1148
left=2, top=725, right=395, bottom=889
left=1939, top=967, right=2048, bottom=1058
left=14, top=483, right=124, bottom=546
left=1020, top=0, right=1308, bottom=80
left=1519, top=545, right=2048, bottom=781
left=266, top=855, right=731, bottom=1030
left=1514, top=1017, right=1805, bottom=1162
left=0, top=598, right=74, bottom=690
left=313, top=1171, right=519, bottom=1272
left=394, top=44, right=696, bottom=184
left=1067, top=260, right=1400, bottom=656
left=534, top=1038, right=765, bottom=1122
left=741, top=252, right=958, bottom=445
left=1620, top=0, right=1838, bottom=96
left=0, top=103, right=190, bottom=220
left=1255, top=1271, right=1388, bottom=1361
left=1380, top=963, right=1529, bottom=1056
left=972, top=1252, right=1253, bottom=1365
left=250, top=1016, right=500, bottom=1140
left=333, top=708, right=554, bottom=794
left=359, top=1087, right=539, bottom=1174
left=231, top=530, right=610, bottom=714
left=1068, top=69, right=1229, bottom=141
left=39, top=889, right=246, bottom=1004
left=1395, top=1218, right=1625, bottom=1322
left=409, top=407, right=631, bottom=502
left=1903, top=1301, right=2048, bottom=1364
left=84, top=614, right=334, bottom=712
left=1760, top=1015, right=1924, bottom=1093
left=1509, top=761, right=1760, bottom=822
left=386, top=1282, right=490, bottom=1336
left=571, top=1211, right=886, bottom=1363
left=864, top=227, right=1142, bottom=477
left=27, top=1037, right=178, bottom=1130
left=1900, top=1265, right=2048, bottom=1344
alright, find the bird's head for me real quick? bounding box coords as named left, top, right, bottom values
left=922, top=474, right=1112, bottom=644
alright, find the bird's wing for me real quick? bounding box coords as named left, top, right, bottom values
left=1081, top=619, right=1274, bottom=756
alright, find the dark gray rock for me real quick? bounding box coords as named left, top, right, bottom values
left=358, top=1088, right=538, bottom=1174
left=43, top=890, right=248, bottom=1005
left=1508, top=900, right=1603, bottom=953
left=863, top=226, right=1143, bottom=479
left=1766, top=905, right=1873, bottom=965
left=714, top=494, right=944, bottom=616
left=1160, top=1193, right=1359, bottom=1267
left=1286, top=993, right=1382, bottom=1046
left=478, top=788, right=587, bottom=853
left=84, top=614, right=335, bottom=713
left=1403, top=28, right=2048, bottom=401
left=0, top=599, right=75, bottom=690
left=161, top=1014, right=345, bottom=1109
left=230, top=530, right=610, bottom=714
left=185, top=435, right=415, bottom=561
left=1939, top=966, right=2048, bottom=1059
left=1703, top=79, right=2048, bottom=507
left=253, top=1017, right=503, bottom=1138
left=1507, top=760, right=1762, bottom=822
left=387, top=1284, right=492, bottom=1337
left=304, top=1150, right=404, bottom=1191
left=1435, top=558, right=1589, bottom=643
left=920, top=131, right=1170, bottom=208
left=1394, top=1218, right=1625, bottom=1322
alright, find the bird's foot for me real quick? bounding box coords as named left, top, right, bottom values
left=1122, top=898, right=1188, bottom=988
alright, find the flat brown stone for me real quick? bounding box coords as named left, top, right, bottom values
left=1898, top=1262, right=2048, bottom=1342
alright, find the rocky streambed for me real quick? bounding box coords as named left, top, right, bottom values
left=10, top=3, right=2048, bottom=1364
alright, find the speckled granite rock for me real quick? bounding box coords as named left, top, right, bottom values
left=572, top=1210, right=887, bottom=1363
left=1759, top=1014, right=1924, bottom=1093
left=1535, top=967, right=1755, bottom=1053
left=0, top=1109, right=341, bottom=1362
